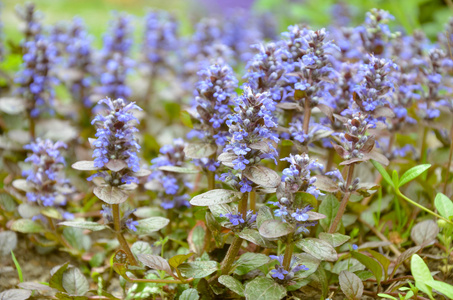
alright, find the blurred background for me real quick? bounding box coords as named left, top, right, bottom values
left=2, top=0, right=451, bottom=43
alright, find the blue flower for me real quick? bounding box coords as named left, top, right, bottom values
left=90, top=98, right=142, bottom=185
left=21, top=139, right=74, bottom=214
left=126, top=218, right=139, bottom=231
left=269, top=255, right=309, bottom=281
left=15, top=39, right=58, bottom=117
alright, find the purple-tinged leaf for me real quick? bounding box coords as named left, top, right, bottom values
left=243, top=165, right=280, bottom=188
left=93, top=185, right=128, bottom=204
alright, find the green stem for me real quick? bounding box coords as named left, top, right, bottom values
left=420, top=126, right=428, bottom=164
left=207, top=170, right=215, bottom=190
left=395, top=189, right=453, bottom=226
left=219, top=192, right=248, bottom=275
left=123, top=273, right=194, bottom=284
left=27, top=110, right=35, bottom=140
left=443, top=121, right=453, bottom=195
left=112, top=204, right=138, bottom=266
left=303, top=99, right=311, bottom=134
left=328, top=164, right=355, bottom=233
left=220, top=235, right=243, bottom=275
left=249, top=189, right=256, bottom=213
left=282, top=233, right=294, bottom=271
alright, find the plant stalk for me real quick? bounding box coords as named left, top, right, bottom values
left=328, top=164, right=355, bottom=233
left=395, top=189, right=453, bottom=225
left=220, top=235, right=243, bottom=275
left=111, top=204, right=138, bottom=266
left=443, top=121, right=453, bottom=194
left=249, top=189, right=256, bottom=213
left=282, top=233, right=294, bottom=271
left=220, top=192, right=248, bottom=275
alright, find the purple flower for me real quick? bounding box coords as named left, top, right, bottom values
left=148, top=139, right=193, bottom=210
left=269, top=255, right=309, bottom=282
left=20, top=139, right=74, bottom=221
left=90, top=98, right=142, bottom=185
left=126, top=218, right=139, bottom=231
left=15, top=39, right=58, bottom=118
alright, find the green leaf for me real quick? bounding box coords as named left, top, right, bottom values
left=398, top=164, right=431, bottom=187
left=93, top=185, right=128, bottom=204
left=292, top=253, right=321, bottom=278
left=130, top=241, right=152, bottom=259
left=237, top=228, right=277, bottom=249
left=49, top=262, right=71, bottom=292
left=351, top=252, right=383, bottom=285
left=392, top=170, right=399, bottom=188
left=10, top=219, right=44, bottom=233
left=371, top=160, right=393, bottom=187
left=434, top=193, right=453, bottom=219
left=367, top=249, right=391, bottom=280
left=256, top=206, right=274, bottom=229
left=137, top=254, right=174, bottom=277
left=296, top=238, right=337, bottom=262
left=427, top=280, right=453, bottom=299
left=11, top=251, right=23, bottom=283
left=179, top=288, right=199, bottom=300
left=190, top=189, right=242, bottom=206
left=0, top=289, right=32, bottom=300
left=411, top=254, right=434, bottom=298
left=294, top=192, right=317, bottom=210
left=180, top=110, right=193, bottom=129
left=58, top=221, right=108, bottom=232
left=258, top=219, right=293, bottom=239
left=62, top=268, right=89, bottom=296
left=63, top=227, right=91, bottom=251
left=318, top=233, right=350, bottom=247
left=168, top=253, right=194, bottom=269
left=178, top=261, right=218, bottom=278
left=218, top=275, right=245, bottom=297
left=233, top=253, right=270, bottom=276
left=339, top=270, right=364, bottom=300
left=244, top=277, right=286, bottom=300
left=134, top=217, right=169, bottom=235
left=377, top=294, right=398, bottom=300
left=319, top=194, right=340, bottom=231
left=41, top=207, right=63, bottom=220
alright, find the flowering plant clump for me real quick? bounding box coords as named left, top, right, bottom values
left=3, top=3, right=453, bottom=300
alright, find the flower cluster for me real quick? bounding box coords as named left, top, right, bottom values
left=243, top=42, right=285, bottom=102
left=65, top=17, right=95, bottom=107
left=269, top=255, right=309, bottom=282
left=15, top=39, right=58, bottom=118
left=96, top=14, right=134, bottom=100
left=148, top=139, right=193, bottom=209
left=355, top=8, right=398, bottom=56
left=189, top=63, right=238, bottom=144
left=223, top=86, right=279, bottom=171
left=89, top=98, right=142, bottom=185
left=346, top=55, right=398, bottom=123
left=143, top=10, right=179, bottom=71
left=22, top=139, right=74, bottom=213
left=333, top=113, right=376, bottom=163
left=15, top=2, right=42, bottom=43
left=271, top=154, right=322, bottom=233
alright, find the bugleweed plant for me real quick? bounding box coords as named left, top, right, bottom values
left=1, top=2, right=453, bottom=300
